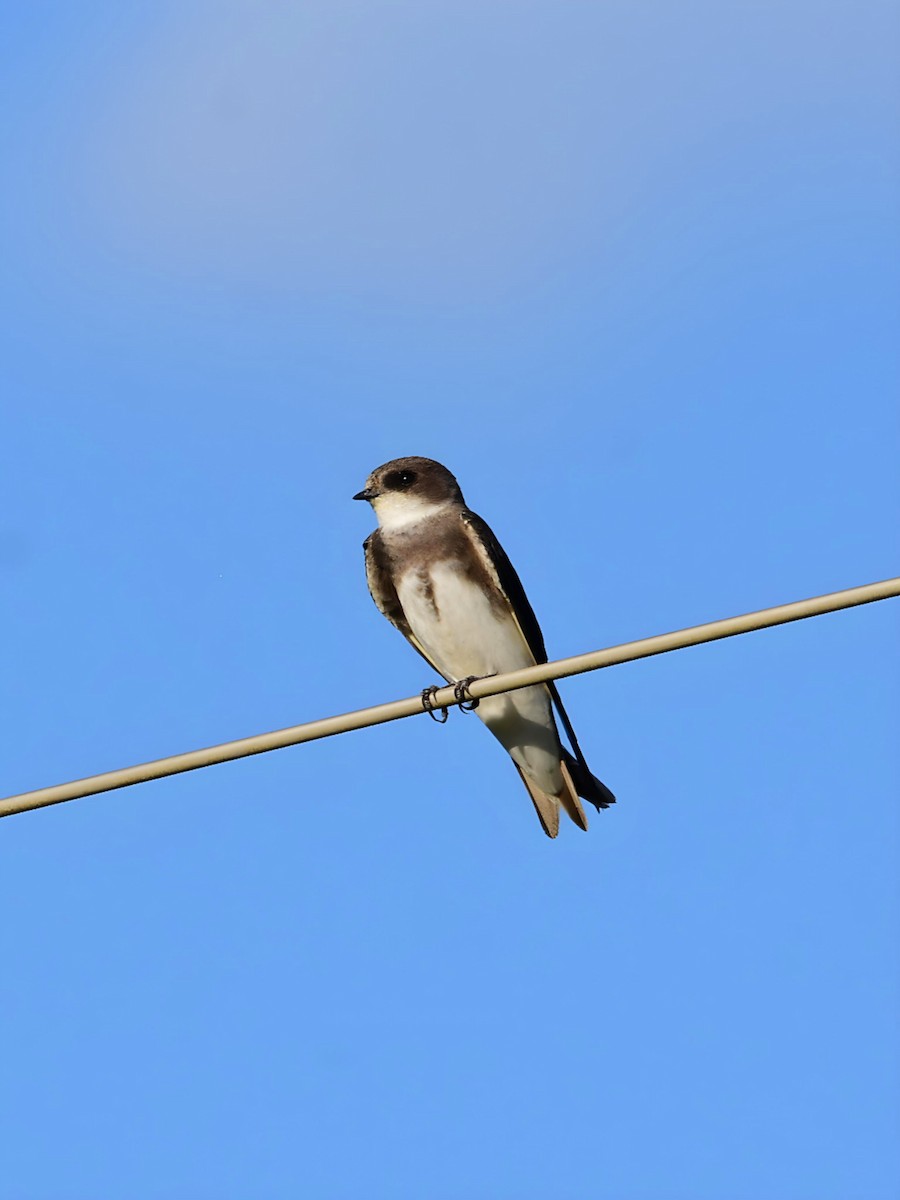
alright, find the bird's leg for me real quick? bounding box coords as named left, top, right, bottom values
left=421, top=685, right=449, bottom=724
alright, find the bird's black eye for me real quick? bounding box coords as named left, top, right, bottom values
left=384, top=469, right=417, bottom=491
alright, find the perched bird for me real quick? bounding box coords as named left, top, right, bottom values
left=354, top=456, right=615, bottom=837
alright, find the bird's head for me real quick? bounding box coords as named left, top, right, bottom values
left=354, top=457, right=465, bottom=531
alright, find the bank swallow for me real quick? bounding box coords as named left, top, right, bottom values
left=354, top=456, right=615, bottom=837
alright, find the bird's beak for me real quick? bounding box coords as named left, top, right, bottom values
left=353, top=487, right=377, bottom=502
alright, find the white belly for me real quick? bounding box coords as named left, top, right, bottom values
left=397, top=561, right=533, bottom=681
left=397, top=561, right=563, bottom=793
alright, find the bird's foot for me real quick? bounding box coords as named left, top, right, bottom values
left=453, top=675, right=488, bottom=712
left=421, top=685, right=449, bottom=724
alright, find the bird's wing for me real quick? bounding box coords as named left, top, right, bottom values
left=460, top=511, right=615, bottom=813
left=363, top=530, right=438, bottom=673
left=459, top=509, right=548, bottom=665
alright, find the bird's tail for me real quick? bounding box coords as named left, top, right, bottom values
left=513, top=683, right=616, bottom=837
left=514, top=760, right=590, bottom=838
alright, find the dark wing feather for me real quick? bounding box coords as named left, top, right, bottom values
left=460, top=511, right=616, bottom=812
left=459, top=509, right=548, bottom=664
left=363, top=530, right=441, bottom=674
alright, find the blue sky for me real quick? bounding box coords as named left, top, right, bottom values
left=2, top=3, right=898, bottom=1197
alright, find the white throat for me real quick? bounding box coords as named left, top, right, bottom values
left=373, top=493, right=450, bottom=533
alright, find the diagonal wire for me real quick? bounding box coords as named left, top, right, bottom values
left=2, top=576, right=898, bottom=820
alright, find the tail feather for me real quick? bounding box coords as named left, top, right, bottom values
left=514, top=765, right=560, bottom=838
left=514, top=761, right=592, bottom=837
left=558, top=759, right=590, bottom=831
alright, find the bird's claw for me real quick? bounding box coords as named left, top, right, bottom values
left=453, top=675, right=485, bottom=712
left=422, top=675, right=491, bottom=721
left=421, top=685, right=449, bottom=723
